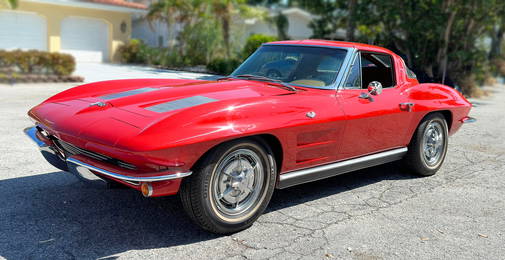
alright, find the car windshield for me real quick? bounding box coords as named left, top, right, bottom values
left=231, top=45, right=347, bottom=89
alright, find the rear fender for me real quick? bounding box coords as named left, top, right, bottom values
left=405, top=83, right=472, bottom=140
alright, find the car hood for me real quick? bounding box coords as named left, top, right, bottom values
left=29, top=79, right=296, bottom=148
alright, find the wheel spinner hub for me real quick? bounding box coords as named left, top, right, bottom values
left=213, top=149, right=264, bottom=217
left=422, top=121, right=444, bottom=166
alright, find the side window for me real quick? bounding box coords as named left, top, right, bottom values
left=343, top=53, right=362, bottom=89
left=361, top=53, right=395, bottom=88
left=401, top=58, right=417, bottom=79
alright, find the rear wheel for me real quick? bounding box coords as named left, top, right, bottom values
left=403, top=113, right=448, bottom=176
left=180, top=139, right=276, bottom=234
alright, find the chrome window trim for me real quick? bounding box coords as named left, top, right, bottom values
left=342, top=51, right=362, bottom=90
left=358, top=51, right=397, bottom=89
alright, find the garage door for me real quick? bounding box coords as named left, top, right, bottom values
left=61, top=17, right=109, bottom=62
left=0, top=11, right=47, bottom=50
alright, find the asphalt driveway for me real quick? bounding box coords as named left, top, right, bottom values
left=0, top=81, right=504, bottom=259
left=75, top=62, right=220, bottom=83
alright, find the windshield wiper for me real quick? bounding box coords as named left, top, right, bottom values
left=234, top=74, right=297, bottom=92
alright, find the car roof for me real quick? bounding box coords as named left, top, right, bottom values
left=266, top=40, right=396, bottom=56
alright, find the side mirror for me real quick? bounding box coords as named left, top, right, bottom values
left=367, top=81, right=383, bottom=96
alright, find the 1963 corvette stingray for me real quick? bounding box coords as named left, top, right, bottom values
left=25, top=40, right=475, bottom=234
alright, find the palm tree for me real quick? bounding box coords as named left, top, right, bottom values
left=147, top=0, right=200, bottom=49
left=1, top=0, right=18, bottom=8
left=209, top=0, right=248, bottom=58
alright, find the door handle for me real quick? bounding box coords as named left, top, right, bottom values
left=359, top=92, right=374, bottom=102
left=399, top=102, right=415, bottom=112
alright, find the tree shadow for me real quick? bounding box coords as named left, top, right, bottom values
left=0, top=162, right=416, bottom=259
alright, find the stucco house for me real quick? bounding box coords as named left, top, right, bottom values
left=132, top=7, right=322, bottom=48
left=0, top=0, right=147, bottom=62
left=243, top=7, right=315, bottom=40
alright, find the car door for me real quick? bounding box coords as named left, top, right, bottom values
left=336, top=51, right=413, bottom=160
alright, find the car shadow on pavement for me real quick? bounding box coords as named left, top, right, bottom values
left=0, top=162, right=415, bottom=259
left=267, top=162, right=414, bottom=212
left=0, top=171, right=219, bottom=259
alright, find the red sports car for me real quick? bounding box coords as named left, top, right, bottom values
left=25, top=40, right=475, bottom=234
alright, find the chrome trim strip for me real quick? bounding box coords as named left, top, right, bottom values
left=278, top=147, right=408, bottom=189
left=461, top=117, right=476, bottom=123
left=66, top=157, right=192, bottom=182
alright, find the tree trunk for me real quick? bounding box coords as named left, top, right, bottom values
left=345, top=0, right=357, bottom=41
left=167, top=22, right=175, bottom=49
left=436, top=1, right=457, bottom=84
left=222, top=15, right=231, bottom=59
left=489, top=22, right=504, bottom=59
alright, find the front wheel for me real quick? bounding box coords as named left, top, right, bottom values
left=403, top=113, right=448, bottom=176
left=180, top=139, right=276, bottom=234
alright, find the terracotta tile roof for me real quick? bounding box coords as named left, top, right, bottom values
left=86, top=0, right=147, bottom=9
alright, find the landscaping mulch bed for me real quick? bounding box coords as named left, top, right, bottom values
left=0, top=74, right=84, bottom=84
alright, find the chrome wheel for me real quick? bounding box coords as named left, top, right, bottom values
left=422, top=121, right=444, bottom=167
left=211, top=149, right=264, bottom=218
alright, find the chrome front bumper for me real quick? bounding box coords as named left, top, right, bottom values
left=24, top=126, right=192, bottom=183
left=66, top=157, right=192, bottom=182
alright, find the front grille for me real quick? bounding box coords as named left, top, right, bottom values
left=54, top=138, right=137, bottom=170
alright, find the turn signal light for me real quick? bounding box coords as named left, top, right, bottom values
left=141, top=183, right=153, bottom=197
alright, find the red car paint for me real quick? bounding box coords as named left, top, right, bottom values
left=27, top=40, right=472, bottom=196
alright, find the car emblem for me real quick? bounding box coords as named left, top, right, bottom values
left=89, top=101, right=106, bottom=107
left=306, top=111, right=316, bottom=118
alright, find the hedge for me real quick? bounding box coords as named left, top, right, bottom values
left=0, top=49, right=76, bottom=76
left=242, top=34, right=278, bottom=59
left=207, top=58, right=242, bottom=75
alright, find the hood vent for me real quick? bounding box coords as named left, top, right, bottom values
left=100, top=87, right=160, bottom=100
left=145, top=96, right=217, bottom=113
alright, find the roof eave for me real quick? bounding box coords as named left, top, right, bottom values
left=24, top=0, right=147, bottom=13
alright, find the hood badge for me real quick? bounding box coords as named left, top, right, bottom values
left=306, top=111, right=316, bottom=118
left=89, top=101, right=106, bottom=107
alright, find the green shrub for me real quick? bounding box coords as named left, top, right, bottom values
left=242, top=34, right=278, bottom=59
left=118, top=39, right=194, bottom=67
left=49, top=52, right=75, bottom=76
left=118, top=38, right=146, bottom=64
left=207, top=58, right=241, bottom=75
left=0, top=49, right=75, bottom=76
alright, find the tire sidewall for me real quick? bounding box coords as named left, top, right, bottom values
left=413, top=114, right=449, bottom=174
left=198, top=140, right=276, bottom=232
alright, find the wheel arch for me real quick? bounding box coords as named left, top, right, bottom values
left=190, top=134, right=284, bottom=175
left=407, top=110, right=453, bottom=145
left=438, top=110, right=453, bottom=132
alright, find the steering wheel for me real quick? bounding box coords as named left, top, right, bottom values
left=266, top=69, right=282, bottom=79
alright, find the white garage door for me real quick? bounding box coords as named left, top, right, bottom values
left=0, top=11, right=47, bottom=50
left=61, top=17, right=109, bottom=62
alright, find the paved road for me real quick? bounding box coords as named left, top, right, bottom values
left=75, top=63, right=219, bottom=83
left=0, top=82, right=503, bottom=260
